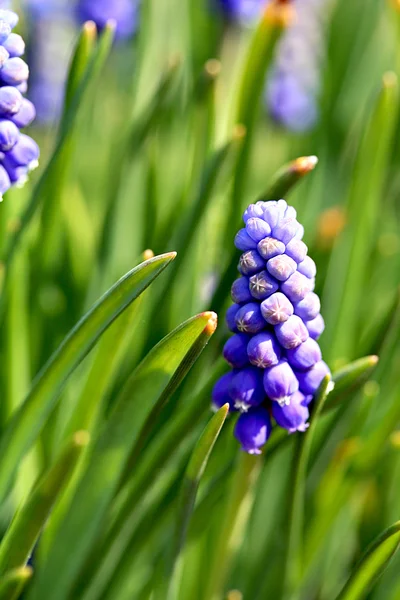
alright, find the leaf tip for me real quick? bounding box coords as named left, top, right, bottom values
left=292, top=155, right=318, bottom=175
left=82, top=20, right=97, bottom=40
left=369, top=355, right=379, bottom=366
left=383, top=71, right=398, bottom=89
left=202, top=311, right=218, bottom=335
left=233, top=124, right=247, bottom=141
left=263, top=0, right=295, bottom=27
left=17, top=565, right=33, bottom=580
left=205, top=59, right=221, bottom=80
left=142, top=249, right=155, bottom=261
left=73, top=430, right=91, bottom=448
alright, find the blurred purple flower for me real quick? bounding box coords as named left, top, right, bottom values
left=76, top=0, right=139, bottom=40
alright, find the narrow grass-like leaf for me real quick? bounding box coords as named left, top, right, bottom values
left=0, top=253, right=175, bottom=502
left=0, top=23, right=114, bottom=288
left=324, top=356, right=379, bottom=411
left=0, top=566, right=33, bottom=600
left=334, top=521, right=400, bottom=600
left=0, top=431, right=90, bottom=575
left=283, top=375, right=332, bottom=600
left=258, top=156, right=319, bottom=200
left=30, top=311, right=217, bottom=600
left=167, top=404, right=229, bottom=599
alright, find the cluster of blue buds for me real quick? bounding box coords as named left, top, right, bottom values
left=76, top=0, right=140, bottom=40
left=0, top=8, right=39, bottom=198
left=212, top=200, right=330, bottom=454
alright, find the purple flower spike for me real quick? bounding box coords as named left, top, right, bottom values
left=225, top=304, right=239, bottom=332
left=231, top=276, right=252, bottom=304
left=243, top=203, right=264, bottom=222
left=249, top=270, right=279, bottom=300
left=298, top=255, right=317, bottom=279
left=10, top=99, right=36, bottom=128
left=0, top=86, right=22, bottom=115
left=1, top=57, right=29, bottom=86
left=294, top=292, right=320, bottom=321
left=234, top=408, right=272, bottom=455
left=287, top=338, right=322, bottom=370
left=263, top=201, right=279, bottom=228
left=212, top=372, right=236, bottom=411
left=285, top=238, right=308, bottom=263
left=238, top=249, right=265, bottom=275
left=266, top=254, right=297, bottom=282
left=223, top=333, right=250, bottom=368
left=245, top=217, right=271, bottom=242
left=230, top=367, right=265, bottom=412
left=272, top=218, right=300, bottom=245
left=257, top=236, right=286, bottom=260
left=263, top=360, right=299, bottom=406
left=3, top=133, right=39, bottom=170
left=3, top=33, right=25, bottom=57
left=247, top=331, right=281, bottom=368
left=235, top=228, right=258, bottom=251
left=281, top=271, right=313, bottom=303
left=261, top=292, right=293, bottom=325
left=272, top=390, right=310, bottom=433
left=0, top=118, right=19, bottom=151
left=306, top=313, right=325, bottom=340
left=235, top=302, right=265, bottom=334
left=275, top=315, right=309, bottom=349
left=296, top=361, right=330, bottom=396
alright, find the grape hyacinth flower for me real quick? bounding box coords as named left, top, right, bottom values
left=212, top=199, right=330, bottom=454
left=76, top=0, right=140, bottom=40
left=0, top=8, right=39, bottom=198
left=215, top=0, right=266, bottom=25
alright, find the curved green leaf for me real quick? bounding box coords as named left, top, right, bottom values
left=30, top=311, right=217, bottom=600
left=335, top=522, right=400, bottom=600
left=0, top=567, right=33, bottom=600
left=258, top=156, right=319, bottom=200
left=324, top=356, right=379, bottom=411
left=0, top=432, right=90, bottom=575
left=0, top=252, right=176, bottom=502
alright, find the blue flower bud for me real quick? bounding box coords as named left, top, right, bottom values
left=257, top=236, right=286, bottom=260
left=287, top=337, right=322, bottom=370
left=247, top=331, right=281, bottom=368
left=294, top=292, right=320, bottom=321
left=235, top=228, right=257, bottom=251
left=212, top=372, right=236, bottom=411
left=245, top=217, right=271, bottom=242
left=223, top=333, right=250, bottom=368
left=234, top=407, right=272, bottom=454
left=0, top=118, right=19, bottom=151
left=238, top=249, right=265, bottom=275
left=0, top=163, right=10, bottom=196
left=281, top=271, right=313, bottom=303
left=1, top=57, right=29, bottom=86
left=263, top=201, right=280, bottom=229
left=231, top=276, right=252, bottom=304
left=266, top=254, right=297, bottom=282
left=295, top=224, right=305, bottom=240
left=249, top=270, right=279, bottom=300
left=225, top=303, right=239, bottom=332
left=4, top=162, right=28, bottom=187
left=298, top=255, right=316, bottom=278
left=3, top=133, right=39, bottom=170
left=275, top=314, right=309, bottom=349
left=0, top=9, right=18, bottom=29
left=16, top=81, right=27, bottom=94
left=305, top=313, right=325, bottom=340
left=263, top=359, right=299, bottom=406
left=260, top=292, right=294, bottom=325
left=243, top=203, right=264, bottom=222
left=0, top=45, right=9, bottom=68
left=235, top=302, right=265, bottom=334
left=296, top=360, right=330, bottom=395
left=0, top=86, right=22, bottom=115
left=2, top=33, right=25, bottom=57
left=285, top=238, right=308, bottom=263
left=230, top=367, right=265, bottom=412
left=284, top=205, right=297, bottom=220
left=272, top=390, right=310, bottom=433
left=10, top=99, right=36, bottom=128
left=0, top=20, right=11, bottom=45
left=272, top=217, right=300, bottom=245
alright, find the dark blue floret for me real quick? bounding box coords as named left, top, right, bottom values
left=212, top=199, right=330, bottom=452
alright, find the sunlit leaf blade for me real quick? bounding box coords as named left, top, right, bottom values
left=167, top=404, right=229, bottom=599
left=0, top=253, right=176, bottom=502
left=324, top=356, right=379, bottom=411
left=30, top=311, right=217, bottom=600
left=0, top=567, right=33, bottom=600
left=334, top=522, right=400, bottom=600
left=259, top=156, right=319, bottom=200
left=0, top=432, right=90, bottom=575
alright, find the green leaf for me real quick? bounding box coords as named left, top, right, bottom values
left=0, top=431, right=90, bottom=575
left=324, top=356, right=379, bottom=411
left=283, top=375, right=332, bottom=600
left=0, top=567, right=33, bottom=600
left=30, top=311, right=217, bottom=600
left=258, top=155, right=319, bottom=200
left=334, top=521, right=400, bottom=600
left=0, top=252, right=176, bottom=502
left=167, top=404, right=229, bottom=599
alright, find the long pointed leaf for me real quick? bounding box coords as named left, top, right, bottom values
left=0, top=253, right=176, bottom=502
